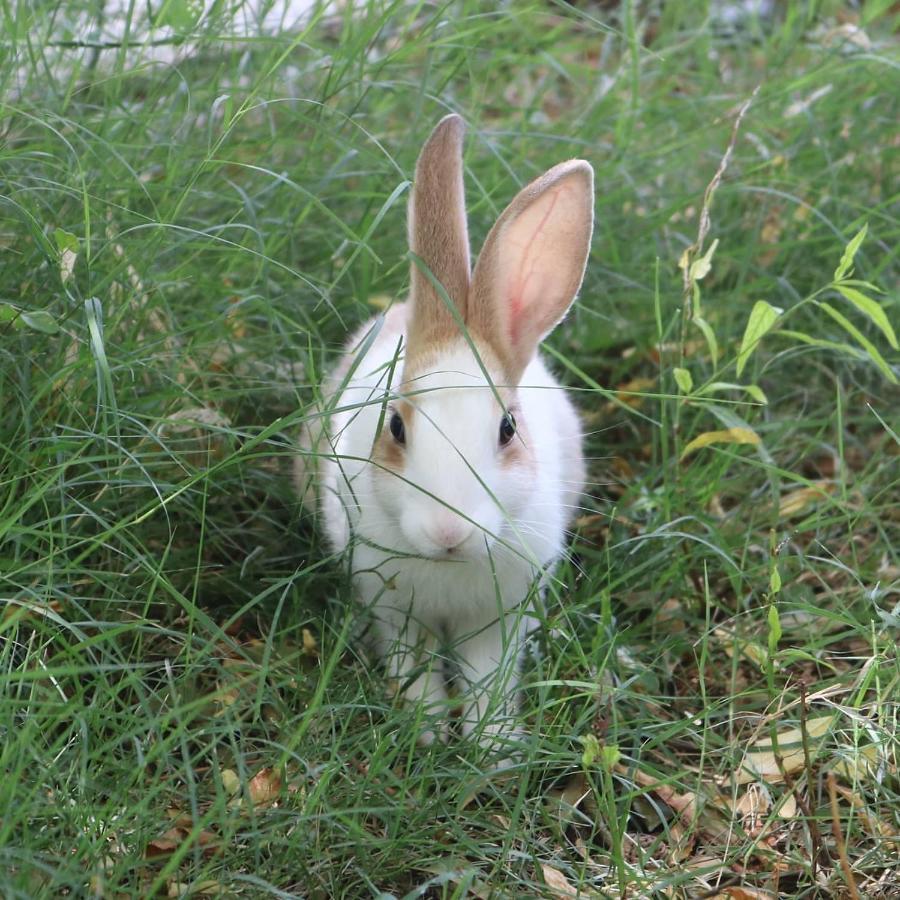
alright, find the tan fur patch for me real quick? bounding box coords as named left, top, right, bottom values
left=400, top=337, right=509, bottom=391
left=370, top=399, right=414, bottom=473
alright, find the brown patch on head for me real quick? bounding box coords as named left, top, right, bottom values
left=400, top=335, right=509, bottom=392
left=371, top=399, right=414, bottom=474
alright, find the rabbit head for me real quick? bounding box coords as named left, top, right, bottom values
left=366, top=114, right=593, bottom=562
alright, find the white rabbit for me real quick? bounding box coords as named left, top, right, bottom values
left=297, top=114, right=593, bottom=750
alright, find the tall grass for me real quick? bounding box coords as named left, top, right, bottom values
left=1, top=1, right=897, bottom=896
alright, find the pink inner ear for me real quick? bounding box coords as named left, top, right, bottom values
left=508, top=292, right=523, bottom=345
left=503, top=188, right=564, bottom=348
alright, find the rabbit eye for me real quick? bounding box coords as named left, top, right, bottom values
left=389, top=411, right=406, bottom=445
left=499, top=413, right=516, bottom=447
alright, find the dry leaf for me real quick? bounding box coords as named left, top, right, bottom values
left=145, top=828, right=183, bottom=858
left=776, top=792, right=798, bottom=819
left=710, top=889, right=776, bottom=900
left=166, top=881, right=222, bottom=898
left=778, top=481, right=835, bottom=518
left=302, top=627, right=319, bottom=657
left=417, top=861, right=492, bottom=900
left=713, top=627, right=767, bottom=670
left=613, top=376, right=656, bottom=408
left=59, top=248, right=77, bottom=283
left=735, top=783, right=771, bottom=837
left=833, top=782, right=900, bottom=849
left=546, top=773, right=592, bottom=830
left=734, top=716, right=836, bottom=784
left=541, top=863, right=579, bottom=898
left=681, top=427, right=760, bottom=460
left=832, top=743, right=881, bottom=782
left=248, top=767, right=281, bottom=806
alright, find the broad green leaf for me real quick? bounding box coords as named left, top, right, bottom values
left=692, top=314, right=719, bottom=361
left=681, top=426, right=761, bottom=460
left=818, top=302, right=898, bottom=384
left=835, top=285, right=897, bottom=349
left=777, top=329, right=864, bottom=359
left=580, top=734, right=599, bottom=768
left=19, top=310, right=60, bottom=334
left=737, top=301, right=782, bottom=376
left=157, top=0, right=203, bottom=30
left=53, top=228, right=78, bottom=254
left=0, top=302, right=19, bottom=323
left=697, top=382, right=768, bottom=404
left=833, top=222, right=867, bottom=281
left=839, top=278, right=882, bottom=294
left=673, top=367, right=693, bottom=393
left=767, top=602, right=781, bottom=660
left=769, top=568, right=782, bottom=598
left=689, top=238, right=719, bottom=282
left=600, top=744, right=621, bottom=770
left=54, top=228, right=78, bottom=284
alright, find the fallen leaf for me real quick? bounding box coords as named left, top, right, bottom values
left=778, top=481, right=835, bottom=518
left=833, top=782, right=900, bottom=849
left=145, top=828, right=184, bottom=858
left=541, top=863, right=579, bottom=898
left=613, top=376, right=656, bottom=408
left=776, top=792, right=798, bottom=819
left=734, top=782, right=771, bottom=837
left=302, top=627, right=319, bottom=657
left=416, top=861, right=492, bottom=900
left=710, top=889, right=776, bottom=899
left=832, top=743, right=881, bottom=782
left=734, top=716, right=836, bottom=784
left=546, top=773, right=592, bottom=830
left=681, top=427, right=761, bottom=460
left=248, top=767, right=281, bottom=806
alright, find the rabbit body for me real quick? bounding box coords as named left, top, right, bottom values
left=301, top=115, right=594, bottom=746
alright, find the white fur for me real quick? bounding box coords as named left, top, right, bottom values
left=312, top=308, right=584, bottom=746
left=299, top=115, right=592, bottom=751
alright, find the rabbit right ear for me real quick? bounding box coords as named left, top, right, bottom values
left=468, top=160, right=594, bottom=384
left=406, top=114, right=471, bottom=362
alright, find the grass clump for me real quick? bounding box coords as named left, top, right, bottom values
left=1, top=1, right=898, bottom=896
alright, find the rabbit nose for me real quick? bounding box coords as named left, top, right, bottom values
left=426, top=513, right=474, bottom=552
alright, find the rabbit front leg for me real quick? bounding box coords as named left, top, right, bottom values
left=453, top=610, right=531, bottom=752
left=367, top=591, right=449, bottom=745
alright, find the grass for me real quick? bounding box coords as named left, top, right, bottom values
left=1, top=0, right=898, bottom=896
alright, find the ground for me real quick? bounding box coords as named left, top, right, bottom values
left=0, top=1, right=898, bottom=897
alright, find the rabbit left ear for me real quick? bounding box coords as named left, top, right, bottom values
left=468, top=160, right=594, bottom=384
left=406, top=114, right=472, bottom=361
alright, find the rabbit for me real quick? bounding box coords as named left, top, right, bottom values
left=297, top=113, right=593, bottom=751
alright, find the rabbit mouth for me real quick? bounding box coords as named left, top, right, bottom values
left=402, top=519, right=506, bottom=562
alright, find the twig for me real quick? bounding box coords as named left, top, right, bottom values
left=678, top=85, right=761, bottom=356
left=827, top=771, right=860, bottom=900
left=672, top=85, right=761, bottom=465
left=796, top=683, right=824, bottom=877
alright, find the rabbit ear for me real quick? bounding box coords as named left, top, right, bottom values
left=469, top=160, right=594, bottom=383
left=406, top=114, right=471, bottom=360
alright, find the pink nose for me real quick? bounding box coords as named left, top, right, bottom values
left=425, top=514, right=473, bottom=552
